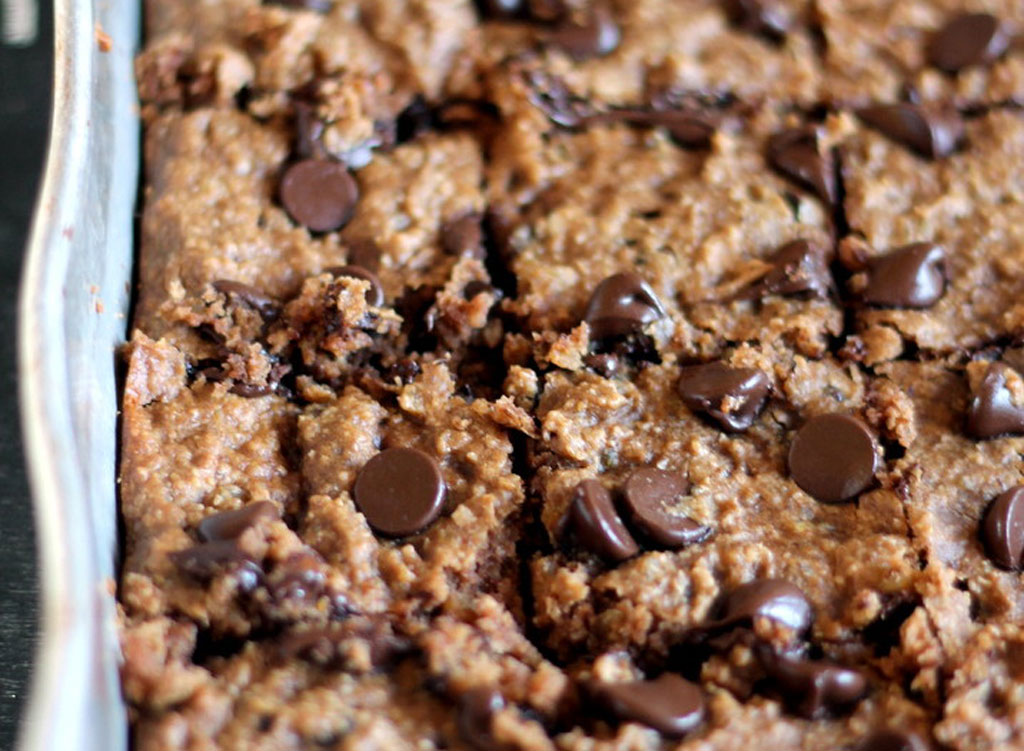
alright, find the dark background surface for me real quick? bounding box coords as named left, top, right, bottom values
left=0, top=0, right=52, bottom=747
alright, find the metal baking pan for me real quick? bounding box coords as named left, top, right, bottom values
left=17, top=0, right=138, bottom=748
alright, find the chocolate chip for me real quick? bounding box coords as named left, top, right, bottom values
left=586, top=109, right=718, bottom=149
left=325, top=264, right=385, bottom=307
left=292, top=100, right=326, bottom=161
left=857, top=729, right=930, bottom=751
left=589, top=673, right=705, bottom=738
left=722, top=0, right=789, bottom=41
left=562, top=479, right=639, bottom=562
left=171, top=540, right=263, bottom=593
left=441, top=213, right=486, bottom=260
left=928, top=13, right=1009, bottom=74
left=981, top=485, right=1024, bottom=571
left=740, top=239, right=832, bottom=300
left=266, top=0, right=332, bottom=12
left=279, top=617, right=409, bottom=669
left=267, top=550, right=327, bottom=605
left=621, top=468, right=710, bottom=548
left=476, top=0, right=523, bottom=18
left=677, top=361, right=771, bottom=432
left=545, top=6, right=621, bottom=61
left=788, top=414, right=879, bottom=503
left=857, top=103, right=964, bottom=159
left=522, top=68, right=596, bottom=128
left=759, top=648, right=869, bottom=719
left=353, top=447, right=447, bottom=537
left=717, top=579, right=813, bottom=635
left=767, top=127, right=835, bottom=205
left=198, top=501, right=280, bottom=542
left=457, top=688, right=512, bottom=751
left=279, top=159, right=359, bottom=233
left=966, top=362, right=1024, bottom=439
left=584, top=272, right=666, bottom=340
left=861, top=242, right=946, bottom=308
left=345, top=239, right=382, bottom=274
left=584, top=353, right=619, bottom=378
left=212, top=280, right=280, bottom=320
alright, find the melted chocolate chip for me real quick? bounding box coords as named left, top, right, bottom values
left=590, top=673, right=705, bottom=738
left=716, top=579, right=813, bottom=635
left=861, top=242, right=946, bottom=308
left=197, top=501, right=280, bottom=542
left=353, top=447, right=447, bottom=537
left=563, top=479, right=639, bottom=562
left=522, top=68, right=597, bottom=128
left=171, top=541, right=263, bottom=593
left=545, top=6, right=621, bottom=60
left=621, top=468, right=710, bottom=548
left=767, top=127, right=835, bottom=205
left=266, top=0, right=332, bottom=12
left=857, top=103, right=964, bottom=159
left=279, top=618, right=409, bottom=669
left=325, top=264, right=385, bottom=307
left=788, top=414, right=879, bottom=503
left=982, top=485, right=1024, bottom=571
left=857, top=729, right=930, bottom=751
left=759, top=648, right=869, bottom=718
left=267, top=550, right=327, bottom=605
left=586, top=108, right=718, bottom=149
left=677, top=361, right=771, bottom=432
left=345, top=239, right=382, bottom=274
left=441, top=213, right=486, bottom=260
left=279, top=159, right=359, bottom=233
left=475, top=0, right=523, bottom=18
left=292, top=100, right=326, bottom=161
left=584, top=272, right=666, bottom=340
left=722, top=0, right=788, bottom=41
left=457, top=688, right=511, bottom=751
left=741, top=239, right=832, bottom=300
left=928, top=13, right=1009, bottom=74
left=584, top=353, right=620, bottom=378
left=212, top=280, right=280, bottom=320
left=966, top=362, right=1024, bottom=439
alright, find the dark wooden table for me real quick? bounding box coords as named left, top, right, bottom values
left=0, top=1, right=51, bottom=747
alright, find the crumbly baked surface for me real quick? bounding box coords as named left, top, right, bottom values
left=121, top=2, right=1024, bottom=750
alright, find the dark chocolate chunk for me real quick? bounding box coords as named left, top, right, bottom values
left=788, top=414, right=879, bottom=503
left=857, top=729, right=930, bottom=751
left=545, top=6, right=621, bottom=60
left=590, top=673, right=705, bottom=738
left=197, top=501, right=280, bottom=542
left=584, top=272, right=666, bottom=340
left=353, top=447, right=447, bottom=537
left=267, top=550, right=327, bottom=606
left=861, top=242, right=946, bottom=308
left=759, top=648, right=869, bottom=719
left=621, top=468, right=710, bottom=548
left=563, top=479, right=639, bottom=562
left=767, top=127, right=835, bottom=205
left=966, top=362, right=1024, bottom=439
left=325, top=264, right=385, bottom=307
left=981, top=485, right=1024, bottom=571
left=457, top=688, right=512, bottom=751
left=212, top=280, right=280, bottom=320
left=677, top=361, right=771, bottom=432
left=721, top=0, right=789, bottom=40
left=279, top=159, right=359, bottom=233
left=171, top=540, right=263, bottom=593
left=717, top=578, right=813, bottom=635
left=441, top=213, right=486, bottom=260
left=345, top=239, right=382, bottom=274
left=741, top=239, right=832, bottom=300
left=857, top=103, right=964, bottom=159
left=928, top=13, right=1009, bottom=73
